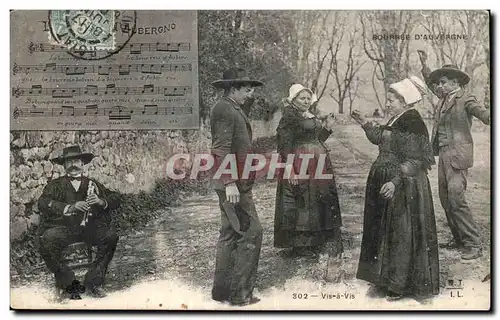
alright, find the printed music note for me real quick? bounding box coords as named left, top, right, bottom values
left=142, top=104, right=159, bottom=115
left=84, top=85, right=98, bottom=95
left=142, top=84, right=155, bottom=94
left=65, top=66, right=86, bottom=76
left=52, top=88, right=73, bottom=98
left=155, top=42, right=176, bottom=52
left=109, top=106, right=131, bottom=120
left=43, top=63, right=56, bottom=73
left=105, top=84, right=116, bottom=95
left=85, top=105, right=99, bottom=116
left=60, top=105, right=75, bottom=116
left=141, top=64, right=161, bottom=74
left=30, top=85, right=43, bottom=95
left=98, top=65, right=112, bottom=75
left=164, top=87, right=183, bottom=96
left=129, top=43, right=142, bottom=54
left=119, top=64, right=131, bottom=75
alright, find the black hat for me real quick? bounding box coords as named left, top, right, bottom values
left=50, top=145, right=94, bottom=165
left=211, top=68, right=264, bottom=89
left=429, top=64, right=470, bottom=86
left=221, top=201, right=245, bottom=236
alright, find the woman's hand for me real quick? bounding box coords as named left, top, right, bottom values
left=380, top=182, right=396, bottom=199
left=324, top=113, right=336, bottom=131
left=351, top=110, right=367, bottom=126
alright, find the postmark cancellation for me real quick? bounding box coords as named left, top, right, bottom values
left=48, top=10, right=115, bottom=52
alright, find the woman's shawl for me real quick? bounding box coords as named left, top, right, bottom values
left=387, top=108, right=435, bottom=171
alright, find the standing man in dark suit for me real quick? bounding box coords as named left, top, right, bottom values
left=418, top=51, right=491, bottom=261
left=38, top=145, right=121, bottom=299
left=209, top=68, right=264, bottom=306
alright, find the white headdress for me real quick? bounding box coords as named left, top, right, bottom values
left=389, top=76, right=427, bottom=105
left=286, top=84, right=318, bottom=105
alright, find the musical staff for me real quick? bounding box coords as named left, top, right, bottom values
left=28, top=41, right=192, bottom=54
left=12, top=84, right=192, bottom=98
left=12, top=62, right=192, bottom=75
left=11, top=10, right=199, bottom=131
left=12, top=105, right=193, bottom=119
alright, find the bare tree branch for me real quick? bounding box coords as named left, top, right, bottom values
left=371, top=62, right=384, bottom=110
left=360, top=14, right=383, bottom=62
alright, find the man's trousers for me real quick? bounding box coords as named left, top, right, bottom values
left=212, top=189, right=263, bottom=305
left=38, top=224, right=119, bottom=291
left=438, top=146, right=481, bottom=249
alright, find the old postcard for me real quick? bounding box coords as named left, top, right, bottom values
left=10, top=9, right=491, bottom=311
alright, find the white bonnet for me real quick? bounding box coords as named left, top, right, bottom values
left=286, top=84, right=318, bottom=104
left=389, top=76, right=427, bottom=105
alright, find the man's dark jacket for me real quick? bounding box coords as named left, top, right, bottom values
left=210, top=97, right=255, bottom=192
left=38, top=176, right=121, bottom=233
left=422, top=66, right=491, bottom=169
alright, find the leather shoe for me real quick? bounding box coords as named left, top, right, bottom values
left=461, top=247, right=482, bottom=261
left=57, top=288, right=81, bottom=301
left=439, top=239, right=463, bottom=250
left=230, top=296, right=261, bottom=306
left=386, top=291, right=404, bottom=301
left=88, top=286, right=107, bottom=298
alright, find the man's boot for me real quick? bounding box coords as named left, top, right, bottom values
left=461, top=247, right=482, bottom=261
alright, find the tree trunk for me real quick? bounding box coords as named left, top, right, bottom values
left=484, top=47, right=490, bottom=108
left=338, top=101, right=344, bottom=114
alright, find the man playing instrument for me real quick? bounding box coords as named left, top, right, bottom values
left=38, top=145, right=121, bottom=299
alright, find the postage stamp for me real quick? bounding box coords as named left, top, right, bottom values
left=48, top=10, right=116, bottom=52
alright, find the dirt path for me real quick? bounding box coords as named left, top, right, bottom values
left=10, top=129, right=491, bottom=310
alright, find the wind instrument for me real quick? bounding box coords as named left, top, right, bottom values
left=81, top=180, right=96, bottom=227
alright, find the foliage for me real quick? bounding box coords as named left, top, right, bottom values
left=198, top=11, right=298, bottom=122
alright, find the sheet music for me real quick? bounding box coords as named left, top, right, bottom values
left=10, top=10, right=199, bottom=130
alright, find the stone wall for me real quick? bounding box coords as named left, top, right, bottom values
left=10, top=127, right=212, bottom=244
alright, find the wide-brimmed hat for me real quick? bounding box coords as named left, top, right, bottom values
left=50, top=145, right=94, bottom=166
left=286, top=84, right=318, bottom=104
left=389, top=76, right=427, bottom=105
left=429, top=64, right=470, bottom=86
left=211, top=68, right=264, bottom=89
left=222, top=201, right=245, bottom=236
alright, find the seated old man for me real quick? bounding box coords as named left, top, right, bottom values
left=37, top=145, right=120, bottom=300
